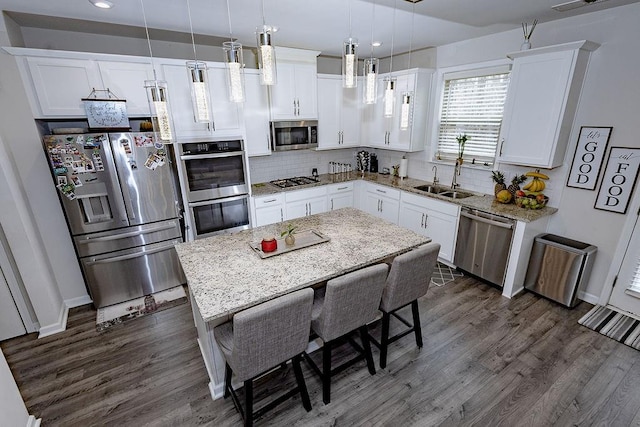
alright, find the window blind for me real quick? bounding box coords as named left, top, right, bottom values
left=626, top=256, right=640, bottom=298
left=437, top=72, right=510, bottom=163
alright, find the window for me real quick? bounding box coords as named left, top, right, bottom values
left=436, top=67, right=510, bottom=164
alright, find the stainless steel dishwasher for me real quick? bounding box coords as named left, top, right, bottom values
left=454, top=207, right=515, bottom=287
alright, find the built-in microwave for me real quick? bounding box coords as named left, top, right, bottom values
left=270, top=120, right=318, bottom=151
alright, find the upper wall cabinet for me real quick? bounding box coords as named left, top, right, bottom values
left=8, top=50, right=155, bottom=118
left=269, top=47, right=320, bottom=121
left=23, top=56, right=104, bottom=117
left=159, top=61, right=242, bottom=140
left=317, top=74, right=361, bottom=149
left=243, top=70, right=272, bottom=157
left=360, top=68, right=434, bottom=153
left=497, top=41, right=599, bottom=169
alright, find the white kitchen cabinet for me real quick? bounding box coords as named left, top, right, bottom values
left=327, top=182, right=354, bottom=210
left=362, top=182, right=400, bottom=224
left=269, top=48, right=320, bottom=120
left=498, top=41, right=599, bottom=168
left=253, top=193, right=285, bottom=227
left=399, top=191, right=460, bottom=262
left=243, top=70, right=272, bottom=156
left=96, top=61, right=154, bottom=116
left=361, top=68, right=433, bottom=152
left=24, top=56, right=103, bottom=117
left=159, top=61, right=242, bottom=140
left=317, top=75, right=360, bottom=149
left=285, top=187, right=328, bottom=220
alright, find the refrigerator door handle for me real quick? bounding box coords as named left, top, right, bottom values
left=86, top=241, right=177, bottom=265
left=76, top=223, right=178, bottom=244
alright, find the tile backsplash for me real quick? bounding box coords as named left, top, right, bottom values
left=248, top=149, right=356, bottom=183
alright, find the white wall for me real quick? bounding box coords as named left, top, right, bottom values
left=0, top=20, right=86, bottom=316
left=0, top=348, right=33, bottom=427
left=414, top=4, right=640, bottom=302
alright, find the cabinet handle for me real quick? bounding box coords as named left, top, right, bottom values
left=280, top=208, right=283, bottom=222
left=293, top=99, right=297, bottom=115
left=421, top=213, right=425, bottom=228
left=499, top=138, right=505, bottom=156
left=308, top=202, right=311, bottom=215
left=305, top=203, right=309, bottom=216
left=380, top=199, right=383, bottom=211
left=263, top=199, right=278, bottom=203
left=331, top=199, right=334, bottom=210
left=337, top=186, right=348, bottom=191
left=376, top=189, right=387, bottom=194
left=424, top=214, right=428, bottom=228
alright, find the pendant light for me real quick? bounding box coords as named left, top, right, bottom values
left=185, top=0, right=212, bottom=124
left=383, top=0, right=397, bottom=118
left=342, top=0, right=358, bottom=89
left=400, top=1, right=416, bottom=130
left=223, top=0, right=245, bottom=102
left=256, top=0, right=277, bottom=85
left=363, top=0, right=379, bottom=104
left=140, top=0, right=175, bottom=143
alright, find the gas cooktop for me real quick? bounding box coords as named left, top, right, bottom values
left=269, top=176, right=319, bottom=188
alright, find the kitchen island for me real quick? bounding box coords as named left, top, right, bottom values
left=175, top=208, right=430, bottom=399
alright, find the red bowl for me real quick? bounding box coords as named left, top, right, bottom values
left=261, top=238, right=277, bottom=253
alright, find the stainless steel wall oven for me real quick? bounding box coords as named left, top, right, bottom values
left=176, top=138, right=250, bottom=240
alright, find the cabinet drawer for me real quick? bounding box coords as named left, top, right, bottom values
left=254, top=193, right=285, bottom=207
left=401, top=191, right=459, bottom=216
left=367, top=183, right=400, bottom=200
left=327, top=182, right=354, bottom=194
left=284, top=186, right=327, bottom=202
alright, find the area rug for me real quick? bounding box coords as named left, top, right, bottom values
left=96, top=286, right=187, bottom=332
left=578, top=305, right=640, bottom=350
left=431, top=262, right=464, bottom=287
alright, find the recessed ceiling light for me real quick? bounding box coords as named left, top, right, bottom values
left=372, top=41, right=382, bottom=47
left=89, top=0, right=114, bottom=9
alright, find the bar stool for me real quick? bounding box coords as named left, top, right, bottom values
left=375, top=242, right=440, bottom=369
left=214, top=288, right=314, bottom=427
left=304, top=263, right=388, bottom=404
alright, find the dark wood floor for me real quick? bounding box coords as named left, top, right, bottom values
left=3, top=276, right=640, bottom=426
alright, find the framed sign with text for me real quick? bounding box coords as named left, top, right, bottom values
left=82, top=89, right=130, bottom=130
left=567, top=126, right=612, bottom=190
left=594, top=147, right=640, bottom=214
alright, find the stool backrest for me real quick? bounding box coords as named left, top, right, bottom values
left=314, top=263, right=389, bottom=342
left=380, top=242, right=441, bottom=313
left=232, top=288, right=314, bottom=380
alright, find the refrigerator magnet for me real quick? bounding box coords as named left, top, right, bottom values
left=144, top=153, right=159, bottom=170
left=75, top=135, right=84, bottom=144
left=57, top=183, right=76, bottom=200
left=71, top=175, right=82, bottom=187
left=57, top=175, right=68, bottom=185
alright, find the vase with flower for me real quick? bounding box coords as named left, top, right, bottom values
left=456, top=134, right=468, bottom=165
left=521, top=19, right=538, bottom=50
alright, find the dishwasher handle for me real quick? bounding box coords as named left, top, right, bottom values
left=460, top=210, right=513, bottom=229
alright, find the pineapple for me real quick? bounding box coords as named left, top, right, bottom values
left=491, top=171, right=506, bottom=197
left=508, top=174, right=527, bottom=197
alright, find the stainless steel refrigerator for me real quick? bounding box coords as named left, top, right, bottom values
left=43, top=132, right=185, bottom=308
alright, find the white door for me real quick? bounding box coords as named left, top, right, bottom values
left=244, top=72, right=272, bottom=157
left=0, top=267, right=26, bottom=341
left=608, top=214, right=640, bottom=317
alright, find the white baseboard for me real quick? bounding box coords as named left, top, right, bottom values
left=64, top=295, right=92, bottom=308
left=26, top=415, right=41, bottom=427
left=37, top=304, right=68, bottom=338
left=578, top=290, right=599, bottom=305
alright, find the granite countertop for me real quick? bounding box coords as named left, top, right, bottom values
left=175, top=208, right=430, bottom=323
left=251, top=172, right=557, bottom=223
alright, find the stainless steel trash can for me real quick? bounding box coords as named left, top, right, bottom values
left=524, top=234, right=597, bottom=307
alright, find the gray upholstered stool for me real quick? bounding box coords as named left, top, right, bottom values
left=214, top=288, right=314, bottom=427
left=371, top=242, right=440, bottom=369
left=304, top=263, right=389, bottom=404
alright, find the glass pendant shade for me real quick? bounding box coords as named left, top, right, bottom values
left=223, top=41, right=245, bottom=103
left=383, top=78, right=396, bottom=118
left=400, top=92, right=413, bottom=130
left=257, top=28, right=277, bottom=85
left=186, top=61, right=212, bottom=124
left=363, top=58, right=379, bottom=104
left=144, top=80, right=174, bottom=142
left=342, top=38, right=358, bottom=88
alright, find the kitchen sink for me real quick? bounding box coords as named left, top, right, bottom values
left=413, top=185, right=442, bottom=194
left=437, top=190, right=474, bottom=199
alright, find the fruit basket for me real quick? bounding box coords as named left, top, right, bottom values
left=515, top=194, right=549, bottom=210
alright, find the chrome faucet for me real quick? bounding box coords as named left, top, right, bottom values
left=451, top=162, right=461, bottom=190
left=432, top=165, right=439, bottom=186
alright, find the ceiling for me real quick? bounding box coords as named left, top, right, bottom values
left=1, top=0, right=638, bottom=57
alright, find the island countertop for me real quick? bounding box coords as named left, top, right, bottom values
left=175, top=208, right=430, bottom=323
